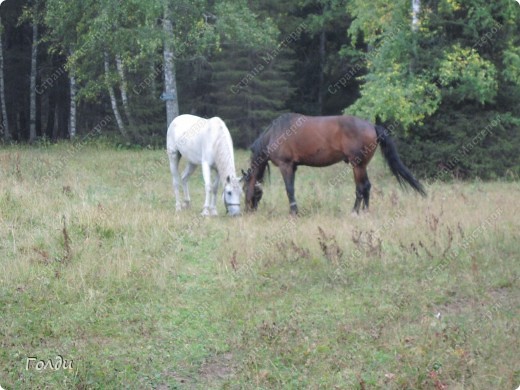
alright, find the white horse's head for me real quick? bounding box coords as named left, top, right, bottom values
left=223, top=175, right=242, bottom=216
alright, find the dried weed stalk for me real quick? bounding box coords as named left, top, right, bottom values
left=317, top=226, right=343, bottom=265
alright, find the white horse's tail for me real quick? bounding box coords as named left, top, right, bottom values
left=166, top=119, right=176, bottom=155
left=166, top=119, right=180, bottom=176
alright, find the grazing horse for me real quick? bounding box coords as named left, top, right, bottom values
left=243, top=113, right=426, bottom=215
left=166, top=114, right=242, bottom=216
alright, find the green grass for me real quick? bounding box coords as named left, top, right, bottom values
left=0, top=143, right=519, bottom=389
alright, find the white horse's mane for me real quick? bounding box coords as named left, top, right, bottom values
left=212, top=119, right=238, bottom=185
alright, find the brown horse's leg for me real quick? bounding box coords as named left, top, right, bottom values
left=279, top=163, right=298, bottom=215
left=362, top=176, right=371, bottom=210
left=352, top=166, right=371, bottom=213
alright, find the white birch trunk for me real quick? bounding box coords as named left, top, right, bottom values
left=69, top=73, right=77, bottom=139
left=0, top=18, right=9, bottom=141
left=412, top=0, right=421, bottom=32
left=29, top=21, right=38, bottom=142
left=104, top=51, right=127, bottom=138
left=115, top=54, right=134, bottom=127
left=162, top=6, right=179, bottom=128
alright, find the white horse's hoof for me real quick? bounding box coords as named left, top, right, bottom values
left=182, top=200, right=191, bottom=209
left=176, top=204, right=183, bottom=212
left=210, top=208, right=218, bottom=216
left=201, top=208, right=211, bottom=216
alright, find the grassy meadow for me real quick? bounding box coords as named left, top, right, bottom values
left=0, top=143, right=519, bottom=389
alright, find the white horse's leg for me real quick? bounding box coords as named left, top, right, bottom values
left=181, top=163, right=197, bottom=209
left=209, top=170, right=220, bottom=216
left=201, top=162, right=212, bottom=216
left=168, top=151, right=182, bottom=211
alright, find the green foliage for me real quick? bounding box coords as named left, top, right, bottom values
left=343, top=0, right=441, bottom=129
left=438, top=45, right=497, bottom=104
left=347, top=0, right=405, bottom=46
left=343, top=0, right=520, bottom=178
left=214, top=0, right=278, bottom=49
left=502, top=46, right=520, bottom=86
left=399, top=109, right=520, bottom=180
left=347, top=64, right=441, bottom=128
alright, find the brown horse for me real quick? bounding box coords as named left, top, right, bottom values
left=242, top=113, right=426, bottom=215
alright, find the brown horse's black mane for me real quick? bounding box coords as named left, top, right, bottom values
left=249, top=135, right=269, bottom=183
left=249, top=114, right=297, bottom=182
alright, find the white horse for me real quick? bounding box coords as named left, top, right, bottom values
left=166, top=114, right=242, bottom=216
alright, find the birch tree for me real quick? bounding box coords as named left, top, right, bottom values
left=162, top=3, right=179, bottom=127
left=410, top=0, right=420, bottom=71
left=104, top=52, right=127, bottom=137
left=44, top=0, right=83, bottom=140
left=115, top=54, right=134, bottom=127
left=411, top=0, right=420, bottom=32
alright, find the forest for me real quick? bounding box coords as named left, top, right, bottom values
left=0, top=0, right=519, bottom=179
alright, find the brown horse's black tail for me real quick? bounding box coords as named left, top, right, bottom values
left=375, top=125, right=426, bottom=197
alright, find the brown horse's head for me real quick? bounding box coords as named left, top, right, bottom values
left=241, top=169, right=263, bottom=211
